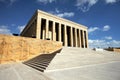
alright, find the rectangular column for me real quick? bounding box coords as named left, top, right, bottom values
left=79, top=29, right=81, bottom=48
left=86, top=31, right=89, bottom=48
left=36, top=15, right=41, bottom=39
left=82, top=30, right=85, bottom=48
left=52, top=21, right=56, bottom=41
left=64, top=25, right=67, bottom=46
left=59, top=23, right=61, bottom=42
left=75, top=28, right=78, bottom=47
left=85, top=31, right=88, bottom=48
left=45, top=19, right=49, bottom=39
left=70, top=27, right=73, bottom=47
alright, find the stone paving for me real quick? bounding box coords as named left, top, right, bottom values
left=0, top=47, right=120, bottom=80
left=46, top=61, right=120, bottom=80
left=0, top=63, right=52, bottom=80
left=45, top=47, right=120, bottom=80
left=45, top=47, right=120, bottom=71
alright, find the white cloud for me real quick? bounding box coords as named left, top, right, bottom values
left=18, top=25, right=25, bottom=33
left=89, top=39, right=120, bottom=48
left=88, top=25, right=111, bottom=34
left=105, top=36, right=112, bottom=40
left=37, top=0, right=55, bottom=4
left=76, top=0, right=98, bottom=12
left=111, top=40, right=120, bottom=45
left=55, top=8, right=60, bottom=13
left=88, top=27, right=99, bottom=33
left=103, top=25, right=110, bottom=31
left=89, top=39, right=106, bottom=48
left=49, top=9, right=75, bottom=18
left=105, top=0, right=119, bottom=4
left=75, top=0, right=119, bottom=12
left=0, top=25, right=12, bottom=35
left=55, top=12, right=74, bottom=18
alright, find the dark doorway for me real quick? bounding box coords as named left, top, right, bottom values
left=41, top=18, right=46, bottom=39
left=67, top=26, right=71, bottom=46
left=55, top=23, right=59, bottom=41
left=61, top=24, right=64, bottom=46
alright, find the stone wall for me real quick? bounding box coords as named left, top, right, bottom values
left=0, top=34, right=62, bottom=64
left=113, top=48, right=120, bottom=53
left=105, top=48, right=120, bottom=53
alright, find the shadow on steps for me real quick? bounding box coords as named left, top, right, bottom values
left=23, top=48, right=62, bottom=72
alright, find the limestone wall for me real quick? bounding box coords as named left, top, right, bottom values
left=0, top=34, right=62, bottom=64
left=113, top=48, right=120, bottom=53
left=105, top=48, right=120, bottom=53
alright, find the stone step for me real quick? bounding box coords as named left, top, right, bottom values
left=25, top=63, right=46, bottom=72
left=26, top=63, right=47, bottom=69
left=24, top=62, right=49, bottom=67
left=24, top=59, right=52, bottom=64
left=27, top=56, right=54, bottom=62
left=25, top=53, right=57, bottom=62
left=23, top=53, right=57, bottom=72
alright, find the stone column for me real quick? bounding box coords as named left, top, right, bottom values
left=79, top=29, right=81, bottom=48
left=36, top=14, right=41, bottom=39
left=64, top=25, right=67, bottom=46
left=52, top=21, right=56, bottom=41
left=75, top=28, right=78, bottom=47
left=87, top=31, right=89, bottom=48
left=70, top=27, right=73, bottom=47
left=45, top=19, right=49, bottom=39
left=59, top=23, right=61, bottom=42
left=82, top=30, right=85, bottom=48
left=85, top=31, right=89, bottom=48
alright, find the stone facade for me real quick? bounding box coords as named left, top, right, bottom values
left=20, top=10, right=88, bottom=48
left=0, top=34, right=62, bottom=64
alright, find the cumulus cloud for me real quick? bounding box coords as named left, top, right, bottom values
left=49, top=8, right=75, bottom=18
left=18, top=25, right=25, bottom=33
left=37, top=0, right=55, bottom=4
left=88, top=27, right=99, bottom=33
left=89, top=39, right=120, bottom=48
left=105, top=36, right=112, bottom=40
left=75, top=0, right=119, bottom=12
left=88, top=25, right=111, bottom=34
left=103, top=25, right=110, bottom=31
left=0, top=25, right=12, bottom=35
left=75, top=0, right=98, bottom=12
left=105, top=0, right=119, bottom=4
left=89, top=39, right=106, bottom=48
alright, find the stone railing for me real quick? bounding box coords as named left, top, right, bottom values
left=0, top=34, right=62, bottom=64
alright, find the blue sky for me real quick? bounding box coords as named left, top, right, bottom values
left=0, top=0, right=120, bottom=48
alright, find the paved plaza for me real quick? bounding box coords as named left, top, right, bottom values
left=0, top=47, right=120, bottom=80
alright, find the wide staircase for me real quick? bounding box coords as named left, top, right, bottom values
left=23, top=49, right=62, bottom=72
left=23, top=47, right=120, bottom=72
left=45, top=47, right=120, bottom=71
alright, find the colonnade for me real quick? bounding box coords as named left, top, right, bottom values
left=37, top=18, right=88, bottom=48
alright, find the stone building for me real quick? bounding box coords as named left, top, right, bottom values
left=20, top=10, right=88, bottom=48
